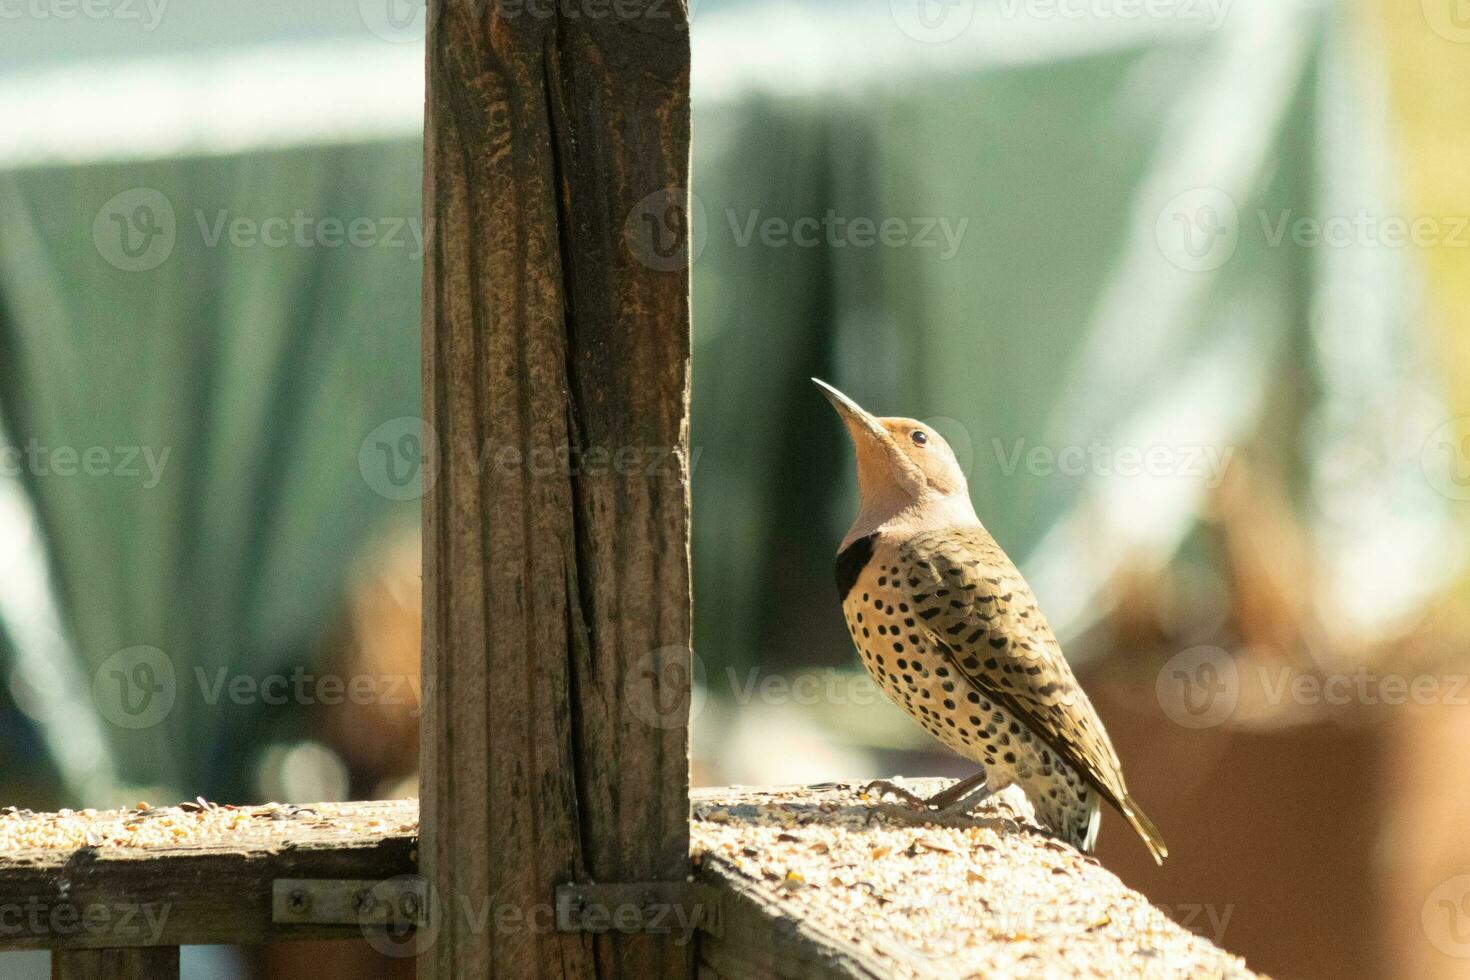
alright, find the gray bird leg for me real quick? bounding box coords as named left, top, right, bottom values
left=863, top=771, right=990, bottom=812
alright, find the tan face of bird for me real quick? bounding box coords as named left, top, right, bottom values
left=813, top=379, right=979, bottom=547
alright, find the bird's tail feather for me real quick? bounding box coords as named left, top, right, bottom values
left=1120, top=794, right=1168, bottom=865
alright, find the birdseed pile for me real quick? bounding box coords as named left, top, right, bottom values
left=692, top=780, right=1259, bottom=980
left=0, top=798, right=417, bottom=852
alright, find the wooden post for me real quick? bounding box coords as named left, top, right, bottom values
left=420, top=1, right=693, bottom=977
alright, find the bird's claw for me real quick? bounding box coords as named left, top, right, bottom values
left=861, top=778, right=929, bottom=808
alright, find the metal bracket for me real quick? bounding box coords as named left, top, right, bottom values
left=273, top=878, right=428, bottom=928
left=555, top=881, right=720, bottom=937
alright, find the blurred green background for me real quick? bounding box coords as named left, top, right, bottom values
left=3, top=1, right=1470, bottom=978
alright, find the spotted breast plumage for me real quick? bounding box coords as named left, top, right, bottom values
left=818, top=378, right=1167, bottom=864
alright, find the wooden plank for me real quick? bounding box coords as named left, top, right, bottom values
left=697, top=862, right=890, bottom=980
left=52, top=946, right=179, bottom=980
left=420, top=0, right=692, bottom=978
left=692, top=783, right=1261, bottom=979
left=0, top=800, right=416, bottom=950
left=1, top=789, right=1261, bottom=976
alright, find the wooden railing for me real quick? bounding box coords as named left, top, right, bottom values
left=0, top=788, right=1256, bottom=978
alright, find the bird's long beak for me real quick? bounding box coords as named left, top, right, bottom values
left=812, top=378, right=886, bottom=441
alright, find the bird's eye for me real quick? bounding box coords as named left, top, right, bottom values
left=911, top=430, right=928, bottom=446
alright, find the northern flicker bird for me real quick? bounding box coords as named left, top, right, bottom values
left=815, top=379, right=1167, bottom=864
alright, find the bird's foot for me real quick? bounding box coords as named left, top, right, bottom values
left=861, top=773, right=992, bottom=813
left=860, top=778, right=929, bottom=808
left=926, top=772, right=991, bottom=813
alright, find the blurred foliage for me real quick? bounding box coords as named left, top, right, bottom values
left=0, top=141, right=421, bottom=800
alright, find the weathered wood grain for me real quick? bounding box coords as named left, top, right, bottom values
left=51, top=946, right=178, bottom=980
left=420, top=0, right=692, bottom=977
left=0, top=800, right=416, bottom=951
left=0, top=799, right=417, bottom=952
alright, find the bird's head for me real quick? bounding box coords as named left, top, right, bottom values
left=813, top=378, right=979, bottom=548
